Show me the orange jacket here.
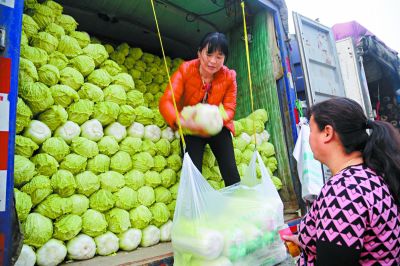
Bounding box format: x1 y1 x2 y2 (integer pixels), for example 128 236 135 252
159 59 237 135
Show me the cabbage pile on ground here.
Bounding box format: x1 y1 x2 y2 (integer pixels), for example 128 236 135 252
14 0 282 265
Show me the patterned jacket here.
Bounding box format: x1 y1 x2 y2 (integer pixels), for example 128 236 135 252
298 164 400 265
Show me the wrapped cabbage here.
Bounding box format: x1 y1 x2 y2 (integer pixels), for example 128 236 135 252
54 121 81 143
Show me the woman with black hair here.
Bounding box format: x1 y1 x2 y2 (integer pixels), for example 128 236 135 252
159 32 240 186
283 97 400 265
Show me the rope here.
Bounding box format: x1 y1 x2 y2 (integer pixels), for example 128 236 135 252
241 1 257 146
150 0 186 149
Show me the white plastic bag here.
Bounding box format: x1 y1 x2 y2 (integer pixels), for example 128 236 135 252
293 124 324 201
172 151 287 266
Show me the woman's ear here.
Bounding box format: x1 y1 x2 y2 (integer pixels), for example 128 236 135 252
322 125 334 143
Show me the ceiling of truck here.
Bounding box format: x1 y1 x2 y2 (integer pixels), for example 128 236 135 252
54 0 277 59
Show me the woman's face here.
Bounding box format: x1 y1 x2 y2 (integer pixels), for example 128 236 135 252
198 45 225 75
309 115 323 162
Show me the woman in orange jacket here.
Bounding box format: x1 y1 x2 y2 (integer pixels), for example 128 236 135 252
159 32 240 186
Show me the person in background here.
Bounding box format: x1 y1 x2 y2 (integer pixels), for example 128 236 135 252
283 97 400 265
159 32 240 187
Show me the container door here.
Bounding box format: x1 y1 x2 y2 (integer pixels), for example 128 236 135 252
0 0 24 265
293 12 345 105
336 38 374 119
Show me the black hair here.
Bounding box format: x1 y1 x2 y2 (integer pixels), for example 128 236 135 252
198 32 229 60
308 97 400 204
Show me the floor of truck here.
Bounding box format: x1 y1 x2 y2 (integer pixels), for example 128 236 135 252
62 241 297 266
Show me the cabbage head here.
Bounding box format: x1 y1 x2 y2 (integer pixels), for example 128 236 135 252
271 176 282 190
22 14 39 38
97 136 119 156
54 121 81 144
153 155 167 172
154 187 172 204
50 169 76 197
67 99 94 125
14 155 36 187
60 153 87 174
16 98 32 134
110 151 132 174
150 202 170 227
103 84 127 105
81 209 108 237
117 105 136 126
141 139 157 156
53 214 82 241
69 31 90 48
99 171 125 192
48 51 69 70
166 154 182 172
71 137 99 158
69 55 95 77
31 153 59 176
57 35 82 58
78 83 104 102
87 69 112 88
14 188 32 221
89 189 115 212
36 194 72 219
105 208 131 234
20 45 48 68
119 136 142 156
75 171 100 197
50 84 79 108
128 122 145 138
34 137 69 162
82 44 109 66
134 106 154 125
144 171 161 188
80 119 104 141
132 152 154 172
87 154 110 174
59 67 84 90
113 187 138 210
19 82 54 114
137 186 155 207
38 64 60 86
19 57 38 85
100 60 121 76
23 213 53 248
70 194 89 215
14 135 39 158
56 14 78 33
129 205 152 229
45 22 65 39
160 169 176 188
124 170 145 191
126 90 144 108
112 73 135 91
21 175 53 206
32 32 58 53
38 105 68 131
92 101 120 126
23 120 51 145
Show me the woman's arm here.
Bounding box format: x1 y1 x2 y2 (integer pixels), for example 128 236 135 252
222 69 237 124
159 64 185 129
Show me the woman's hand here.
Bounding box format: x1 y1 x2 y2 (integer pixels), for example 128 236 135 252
282 234 302 249
178 115 210 137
